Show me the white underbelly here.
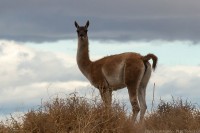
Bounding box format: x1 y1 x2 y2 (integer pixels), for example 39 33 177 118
102 61 126 90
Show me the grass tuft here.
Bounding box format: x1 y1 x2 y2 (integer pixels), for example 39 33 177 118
1 94 200 133
145 97 200 131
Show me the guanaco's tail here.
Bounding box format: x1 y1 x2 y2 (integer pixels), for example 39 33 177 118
142 53 158 71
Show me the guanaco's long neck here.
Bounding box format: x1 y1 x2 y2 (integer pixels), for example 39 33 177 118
76 38 92 78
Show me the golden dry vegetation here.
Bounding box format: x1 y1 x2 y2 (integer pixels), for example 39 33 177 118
1 93 200 133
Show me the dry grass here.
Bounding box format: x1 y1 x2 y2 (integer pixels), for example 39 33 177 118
0 94 200 133
145 97 200 131
0 93 138 133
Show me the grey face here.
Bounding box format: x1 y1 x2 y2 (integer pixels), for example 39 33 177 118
75 21 89 40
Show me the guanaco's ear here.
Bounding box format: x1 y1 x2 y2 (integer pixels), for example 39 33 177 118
85 20 89 28
74 21 79 28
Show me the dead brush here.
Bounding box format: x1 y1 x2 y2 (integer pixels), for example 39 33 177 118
1 93 200 132
145 97 200 131
16 93 138 133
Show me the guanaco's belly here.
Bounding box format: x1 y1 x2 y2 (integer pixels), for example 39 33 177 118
102 60 126 90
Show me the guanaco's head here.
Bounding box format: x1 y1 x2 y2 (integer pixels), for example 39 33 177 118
74 21 89 40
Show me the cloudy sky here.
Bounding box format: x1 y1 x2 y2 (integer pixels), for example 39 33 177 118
1 0 200 120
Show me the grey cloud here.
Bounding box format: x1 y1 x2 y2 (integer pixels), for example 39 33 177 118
15 52 86 87
0 42 85 88
1 0 200 42
154 75 200 106
0 41 88 115
143 65 200 107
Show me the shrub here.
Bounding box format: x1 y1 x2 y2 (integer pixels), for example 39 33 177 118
1 94 200 133
145 97 200 131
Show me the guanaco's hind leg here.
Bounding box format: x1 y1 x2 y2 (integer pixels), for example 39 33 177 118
125 59 145 122
127 85 140 122
138 62 151 122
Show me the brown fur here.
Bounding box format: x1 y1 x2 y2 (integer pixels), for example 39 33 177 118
142 54 158 70
74 21 158 122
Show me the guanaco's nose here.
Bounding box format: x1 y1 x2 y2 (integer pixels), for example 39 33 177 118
80 34 84 37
